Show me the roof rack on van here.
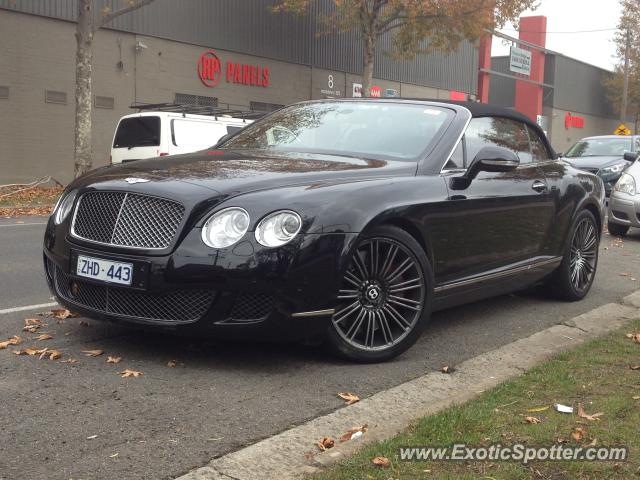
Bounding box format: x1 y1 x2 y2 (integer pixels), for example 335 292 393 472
129 102 267 120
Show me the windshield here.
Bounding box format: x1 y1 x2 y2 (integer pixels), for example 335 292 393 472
113 116 160 149
220 102 453 161
565 137 633 157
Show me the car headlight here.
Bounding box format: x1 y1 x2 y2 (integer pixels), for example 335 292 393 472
614 173 637 195
201 207 250 248
602 162 628 174
53 190 77 225
255 210 302 247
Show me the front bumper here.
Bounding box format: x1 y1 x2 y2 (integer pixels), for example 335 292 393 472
43 217 358 340
608 191 640 228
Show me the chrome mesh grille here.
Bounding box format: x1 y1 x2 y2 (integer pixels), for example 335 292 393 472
49 259 214 323
230 293 275 321
72 192 185 249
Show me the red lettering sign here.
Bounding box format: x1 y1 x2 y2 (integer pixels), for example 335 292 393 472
370 86 381 98
564 112 585 129
198 50 270 89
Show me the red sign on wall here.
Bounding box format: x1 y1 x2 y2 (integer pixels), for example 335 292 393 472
565 112 585 129
198 50 270 89
369 86 382 97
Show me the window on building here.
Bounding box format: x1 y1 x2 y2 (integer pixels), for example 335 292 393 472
45 90 67 105
171 119 226 148
0 86 8 100
250 101 284 113
174 93 218 108
526 125 551 162
95 95 115 109
465 117 531 164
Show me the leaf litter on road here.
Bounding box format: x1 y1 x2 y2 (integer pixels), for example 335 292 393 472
35 333 53 341
371 456 391 468
339 424 368 442
106 356 122 364
0 335 22 349
337 392 360 405
82 349 104 357
119 369 143 378
316 437 335 451
577 403 604 421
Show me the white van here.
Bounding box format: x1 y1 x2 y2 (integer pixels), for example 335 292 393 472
110 112 252 164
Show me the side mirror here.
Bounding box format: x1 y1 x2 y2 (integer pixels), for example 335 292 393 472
214 133 232 147
450 146 520 190
623 151 638 162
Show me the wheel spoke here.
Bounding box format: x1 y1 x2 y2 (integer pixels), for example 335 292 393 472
332 237 425 351
337 289 359 300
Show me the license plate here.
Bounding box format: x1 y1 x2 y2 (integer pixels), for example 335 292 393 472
76 255 133 286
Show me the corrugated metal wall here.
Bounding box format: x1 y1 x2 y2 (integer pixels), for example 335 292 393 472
0 0 477 93
488 56 515 107
551 56 615 118
487 52 616 118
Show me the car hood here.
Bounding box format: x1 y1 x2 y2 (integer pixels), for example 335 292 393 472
563 155 626 170
75 149 416 198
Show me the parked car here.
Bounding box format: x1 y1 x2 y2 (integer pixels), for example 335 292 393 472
44 99 604 362
562 135 638 196
608 158 640 236
110 111 252 164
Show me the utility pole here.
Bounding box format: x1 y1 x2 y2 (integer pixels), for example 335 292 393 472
621 29 631 122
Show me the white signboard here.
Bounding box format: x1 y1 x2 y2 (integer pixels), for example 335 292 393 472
352 83 363 98
510 46 532 76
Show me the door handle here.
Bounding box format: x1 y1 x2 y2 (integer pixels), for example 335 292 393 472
532 180 548 193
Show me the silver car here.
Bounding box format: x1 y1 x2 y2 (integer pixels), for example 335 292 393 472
608 159 640 236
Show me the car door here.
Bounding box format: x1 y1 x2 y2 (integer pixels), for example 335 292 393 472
438 116 555 284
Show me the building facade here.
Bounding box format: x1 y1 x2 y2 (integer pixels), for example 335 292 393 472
490 53 627 153
0 0 478 183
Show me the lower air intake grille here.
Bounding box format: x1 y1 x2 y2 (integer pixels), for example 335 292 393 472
50 259 214 323
230 293 275 321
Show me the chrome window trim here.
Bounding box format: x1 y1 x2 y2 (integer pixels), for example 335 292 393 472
439 107 472 174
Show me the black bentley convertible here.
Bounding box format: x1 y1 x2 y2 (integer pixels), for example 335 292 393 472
44 100 604 362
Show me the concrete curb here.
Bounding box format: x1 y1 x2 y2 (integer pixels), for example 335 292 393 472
178 291 640 480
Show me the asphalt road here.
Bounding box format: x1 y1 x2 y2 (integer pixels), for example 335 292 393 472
1 216 640 480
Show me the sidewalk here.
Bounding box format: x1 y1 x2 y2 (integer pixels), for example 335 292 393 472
180 291 640 480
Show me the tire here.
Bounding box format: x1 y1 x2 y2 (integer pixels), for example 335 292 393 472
607 220 629 237
326 225 433 363
546 210 600 301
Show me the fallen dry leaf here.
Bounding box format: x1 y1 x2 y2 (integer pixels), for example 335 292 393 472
106 356 122 364
82 349 104 357
50 309 78 319
633 396 640 400
572 427 587 442
619 272 631 277
167 359 177 368
339 424 368 442
626 332 640 343
316 437 335 451
372 456 391 468
46 350 62 360
35 333 53 341
586 438 598 447
24 318 44 327
630 365 640 370
577 403 604 421
119 369 143 378
0 335 22 349
23 325 42 333
441 365 456 374
13 348 39 356
337 392 360 405
524 416 541 424
61 358 78 365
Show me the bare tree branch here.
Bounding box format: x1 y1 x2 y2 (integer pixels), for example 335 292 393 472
98 0 156 30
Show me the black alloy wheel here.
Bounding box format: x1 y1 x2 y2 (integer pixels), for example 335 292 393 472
547 210 600 301
327 225 432 362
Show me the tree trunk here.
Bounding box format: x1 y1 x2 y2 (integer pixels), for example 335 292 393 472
362 34 376 97
74 0 94 178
